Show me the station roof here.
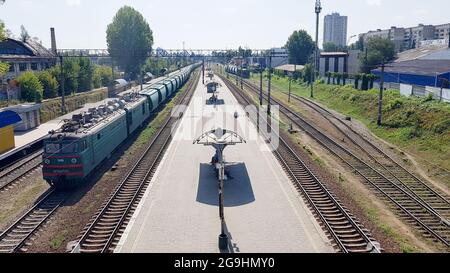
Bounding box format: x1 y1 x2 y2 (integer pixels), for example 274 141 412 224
0 110 22 129
372 59 450 77
320 52 349 57
0 38 55 59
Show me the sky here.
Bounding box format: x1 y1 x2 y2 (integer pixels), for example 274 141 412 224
0 0 449 50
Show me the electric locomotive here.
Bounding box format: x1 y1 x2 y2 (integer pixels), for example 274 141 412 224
43 63 199 188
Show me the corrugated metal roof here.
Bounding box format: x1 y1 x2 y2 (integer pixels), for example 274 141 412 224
372 59 450 76
395 44 449 62
0 110 22 128
0 38 55 58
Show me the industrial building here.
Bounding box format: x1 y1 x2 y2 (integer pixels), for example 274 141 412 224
372 59 450 88
0 28 57 100
372 44 450 87
318 50 361 77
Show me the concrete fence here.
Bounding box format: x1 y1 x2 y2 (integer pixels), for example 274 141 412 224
322 77 450 103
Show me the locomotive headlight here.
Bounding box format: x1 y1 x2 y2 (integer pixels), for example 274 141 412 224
44 159 51 164
71 158 78 164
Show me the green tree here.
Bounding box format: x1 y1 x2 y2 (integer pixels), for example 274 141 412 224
107 6 153 79
361 37 396 73
17 72 43 102
302 64 313 84
349 36 365 51
285 30 314 65
77 58 94 92
37 70 59 99
323 42 347 52
20 25 30 42
93 66 113 88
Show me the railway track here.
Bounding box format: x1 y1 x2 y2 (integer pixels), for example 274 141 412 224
72 71 200 253
220 74 381 253
274 87 450 220
236 77 450 249
0 150 43 192
0 189 66 253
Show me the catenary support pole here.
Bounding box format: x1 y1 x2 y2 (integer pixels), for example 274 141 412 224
59 56 65 115
377 60 385 126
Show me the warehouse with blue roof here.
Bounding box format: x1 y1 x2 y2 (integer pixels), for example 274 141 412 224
372 45 450 88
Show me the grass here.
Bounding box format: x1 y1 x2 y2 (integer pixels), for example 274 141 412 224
0 180 49 229
49 230 68 250
221 71 443 252
250 74 450 185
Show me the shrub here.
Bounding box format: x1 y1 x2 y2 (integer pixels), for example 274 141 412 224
37 70 59 99
422 93 434 103
387 98 404 110
17 71 43 102
432 118 450 134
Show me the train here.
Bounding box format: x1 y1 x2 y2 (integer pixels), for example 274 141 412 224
42 63 200 188
225 65 250 78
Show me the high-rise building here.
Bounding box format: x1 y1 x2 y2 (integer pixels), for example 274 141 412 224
323 12 348 48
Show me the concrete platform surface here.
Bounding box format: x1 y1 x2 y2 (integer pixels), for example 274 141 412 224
115 75 334 253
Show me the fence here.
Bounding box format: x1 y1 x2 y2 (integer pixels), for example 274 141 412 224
322 77 450 103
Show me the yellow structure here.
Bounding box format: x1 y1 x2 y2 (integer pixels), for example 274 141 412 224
0 110 22 154
0 125 15 154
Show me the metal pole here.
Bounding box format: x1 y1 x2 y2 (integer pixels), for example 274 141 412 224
59 56 65 115
202 59 205 84
240 64 243 89
377 60 385 126
140 71 143 91
259 68 263 106
218 147 228 250
111 57 115 81
289 75 292 103
268 55 272 116
312 0 322 99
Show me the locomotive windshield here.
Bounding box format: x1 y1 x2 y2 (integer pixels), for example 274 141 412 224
45 142 79 154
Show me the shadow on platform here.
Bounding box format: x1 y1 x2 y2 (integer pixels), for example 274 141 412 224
196 163 255 207
205 99 225 106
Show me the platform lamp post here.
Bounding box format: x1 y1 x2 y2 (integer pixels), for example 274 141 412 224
311 0 322 98
267 53 272 116
202 59 205 84
377 59 385 126
259 66 263 106
59 56 66 115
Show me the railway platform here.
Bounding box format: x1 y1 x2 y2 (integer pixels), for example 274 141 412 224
115 75 334 253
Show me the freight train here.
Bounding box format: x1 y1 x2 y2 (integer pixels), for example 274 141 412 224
42 63 200 188
225 65 250 78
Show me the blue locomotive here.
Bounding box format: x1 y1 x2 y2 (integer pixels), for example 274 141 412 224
42 63 199 188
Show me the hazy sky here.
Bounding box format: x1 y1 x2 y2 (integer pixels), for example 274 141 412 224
1 0 449 50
